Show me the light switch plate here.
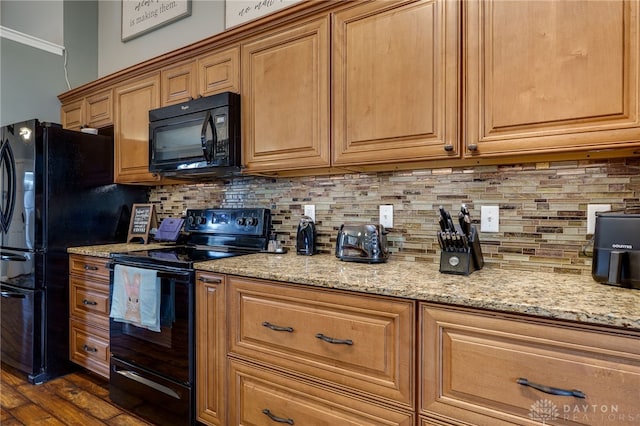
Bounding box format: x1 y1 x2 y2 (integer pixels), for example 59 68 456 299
304 205 315 222
379 205 393 228
481 206 499 232
587 204 610 234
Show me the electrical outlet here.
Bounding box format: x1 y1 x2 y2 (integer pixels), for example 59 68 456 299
481 206 499 232
587 204 610 234
379 205 393 228
304 205 315 222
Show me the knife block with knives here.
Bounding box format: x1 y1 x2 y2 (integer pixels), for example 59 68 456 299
437 205 485 276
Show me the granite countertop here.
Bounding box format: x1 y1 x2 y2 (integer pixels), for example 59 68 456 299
195 252 640 331
67 243 170 258
68 244 640 331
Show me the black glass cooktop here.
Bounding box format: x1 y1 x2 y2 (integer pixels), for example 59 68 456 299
111 245 256 269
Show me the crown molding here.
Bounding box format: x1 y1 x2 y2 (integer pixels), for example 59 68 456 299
0 26 64 56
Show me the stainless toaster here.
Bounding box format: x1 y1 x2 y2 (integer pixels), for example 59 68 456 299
335 224 389 263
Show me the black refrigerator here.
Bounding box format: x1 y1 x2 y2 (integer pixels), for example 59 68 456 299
0 120 147 384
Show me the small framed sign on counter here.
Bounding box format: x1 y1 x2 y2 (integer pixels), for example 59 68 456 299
127 204 158 244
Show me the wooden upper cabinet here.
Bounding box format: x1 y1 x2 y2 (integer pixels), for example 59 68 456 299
464 0 640 157
114 72 161 184
161 59 198 106
241 16 330 173
61 89 113 130
333 0 461 166
198 46 240 96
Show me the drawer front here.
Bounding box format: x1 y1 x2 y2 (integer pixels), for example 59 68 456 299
228 277 415 407
69 276 110 326
229 360 414 426
69 318 109 378
69 255 110 281
421 305 640 426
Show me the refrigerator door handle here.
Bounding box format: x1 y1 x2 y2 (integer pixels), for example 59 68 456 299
1 290 26 299
0 138 16 234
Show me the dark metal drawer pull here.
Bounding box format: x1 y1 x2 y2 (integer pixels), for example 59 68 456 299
517 377 586 398
82 299 98 306
262 321 294 333
315 333 353 345
82 344 97 353
198 276 222 284
83 264 99 271
262 408 294 424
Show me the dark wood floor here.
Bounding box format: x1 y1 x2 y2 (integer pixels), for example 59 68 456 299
0 362 152 425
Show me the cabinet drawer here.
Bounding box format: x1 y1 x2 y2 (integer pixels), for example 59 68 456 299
229 360 414 426
421 304 640 425
69 276 110 327
69 318 109 378
69 255 110 281
228 277 415 407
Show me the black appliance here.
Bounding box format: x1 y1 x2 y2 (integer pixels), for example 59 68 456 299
592 212 640 289
108 207 271 426
296 215 316 255
0 119 147 384
148 92 241 178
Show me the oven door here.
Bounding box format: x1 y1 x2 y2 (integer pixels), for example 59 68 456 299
109 262 194 383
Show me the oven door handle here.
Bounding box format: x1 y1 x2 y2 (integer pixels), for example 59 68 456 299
107 261 193 281
114 368 181 399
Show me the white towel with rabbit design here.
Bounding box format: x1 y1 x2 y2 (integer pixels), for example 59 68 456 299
110 264 161 332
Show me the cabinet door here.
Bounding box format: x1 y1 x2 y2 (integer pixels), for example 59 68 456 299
196 272 226 426
464 0 640 157
114 72 161 184
242 16 330 172
420 304 640 425
85 89 113 128
333 0 460 166
198 46 240 96
161 59 198 106
61 99 84 130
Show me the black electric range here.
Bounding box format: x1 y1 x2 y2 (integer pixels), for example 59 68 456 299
107 207 271 426
111 207 272 269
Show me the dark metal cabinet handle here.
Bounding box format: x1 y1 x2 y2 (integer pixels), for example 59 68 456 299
444 144 454 152
82 299 98 306
83 264 99 271
262 321 294 333
467 144 479 152
517 378 586 398
262 408 294 424
315 333 353 345
198 276 222 284
82 344 97 353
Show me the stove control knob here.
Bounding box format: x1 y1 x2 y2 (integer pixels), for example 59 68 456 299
187 215 195 225
198 216 207 225
236 217 246 226
246 217 258 226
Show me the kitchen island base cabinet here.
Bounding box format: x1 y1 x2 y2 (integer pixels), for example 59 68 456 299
229 359 414 426
195 272 227 426
420 304 640 426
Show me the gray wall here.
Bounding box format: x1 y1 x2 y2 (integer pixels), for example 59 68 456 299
97 0 225 77
0 0 98 127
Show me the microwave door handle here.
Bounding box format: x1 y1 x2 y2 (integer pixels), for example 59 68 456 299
200 111 216 163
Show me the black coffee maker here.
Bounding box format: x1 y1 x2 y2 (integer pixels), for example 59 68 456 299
296 216 316 255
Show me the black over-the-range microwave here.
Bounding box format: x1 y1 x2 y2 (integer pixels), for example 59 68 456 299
149 92 240 177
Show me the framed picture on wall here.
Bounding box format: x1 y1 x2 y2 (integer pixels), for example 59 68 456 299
225 0 304 29
122 0 192 42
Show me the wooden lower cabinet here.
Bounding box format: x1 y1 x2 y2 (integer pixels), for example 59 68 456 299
68 254 112 378
195 272 227 426
227 275 415 409
420 304 640 426
228 359 414 426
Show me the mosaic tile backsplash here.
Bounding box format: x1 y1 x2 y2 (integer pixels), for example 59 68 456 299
149 157 640 276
